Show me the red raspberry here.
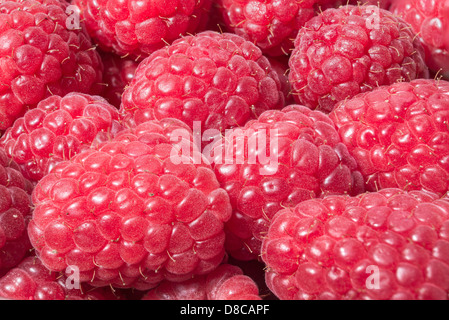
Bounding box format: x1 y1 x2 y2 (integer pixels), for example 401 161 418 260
0 147 33 276
73 0 213 60
0 92 124 183
209 105 365 261
261 188 449 300
288 4 429 113
0 0 104 131
141 263 261 300
330 0 393 9
227 256 277 299
391 0 449 79
27 119 233 290
99 51 139 108
216 0 317 57
0 256 125 299
120 31 284 136
215 1 393 58
329 79 449 196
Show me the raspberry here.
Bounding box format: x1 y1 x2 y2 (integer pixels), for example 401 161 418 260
331 0 393 9
329 79 449 196
288 4 429 113
228 256 276 299
0 255 125 299
261 188 449 300
27 118 233 290
141 263 261 300
99 50 139 108
215 1 393 58
391 0 449 79
73 0 213 60
209 104 365 261
0 147 33 276
216 0 317 57
0 92 124 183
120 31 284 136
0 0 104 131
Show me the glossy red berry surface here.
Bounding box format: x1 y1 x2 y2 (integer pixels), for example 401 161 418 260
120 31 284 135
0 92 124 182
210 104 365 261
0 0 104 131
0 255 125 299
216 0 317 57
330 79 449 196
391 0 449 78
27 118 232 290
142 263 261 300
73 0 213 59
215 0 394 58
0 148 33 276
288 4 429 113
262 188 449 300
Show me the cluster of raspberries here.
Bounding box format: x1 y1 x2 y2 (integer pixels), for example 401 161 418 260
0 0 448 302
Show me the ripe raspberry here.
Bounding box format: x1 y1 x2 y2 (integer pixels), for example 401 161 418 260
261 188 449 300
391 0 449 79
141 263 261 300
329 79 449 196
216 0 317 57
27 119 233 290
0 256 125 299
227 256 276 299
0 147 33 276
0 0 104 131
215 1 393 58
73 0 213 60
330 0 393 9
99 50 139 108
0 92 124 183
288 4 429 113
120 31 284 136
209 104 365 261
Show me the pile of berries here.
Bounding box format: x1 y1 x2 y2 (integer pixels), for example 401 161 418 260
0 0 448 301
